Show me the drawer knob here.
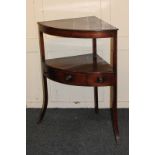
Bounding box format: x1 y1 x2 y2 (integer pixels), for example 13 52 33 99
65 75 73 81
96 77 104 83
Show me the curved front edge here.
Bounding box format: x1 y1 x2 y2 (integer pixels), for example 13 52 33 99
38 24 117 38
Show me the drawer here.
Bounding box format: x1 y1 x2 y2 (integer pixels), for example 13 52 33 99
87 74 116 86
45 68 115 86
45 70 88 86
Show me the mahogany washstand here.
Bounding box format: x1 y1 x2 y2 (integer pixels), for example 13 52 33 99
37 16 120 143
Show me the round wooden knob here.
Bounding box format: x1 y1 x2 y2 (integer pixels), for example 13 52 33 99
65 75 73 81
96 77 104 83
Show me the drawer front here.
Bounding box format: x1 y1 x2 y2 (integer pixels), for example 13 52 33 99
45 68 115 86
46 71 116 86
45 70 87 86
87 74 116 86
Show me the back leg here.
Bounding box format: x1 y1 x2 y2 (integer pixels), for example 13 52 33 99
94 87 99 113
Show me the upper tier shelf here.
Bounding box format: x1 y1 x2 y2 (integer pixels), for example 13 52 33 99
38 16 118 38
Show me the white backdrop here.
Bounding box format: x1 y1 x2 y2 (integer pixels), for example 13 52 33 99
26 0 129 108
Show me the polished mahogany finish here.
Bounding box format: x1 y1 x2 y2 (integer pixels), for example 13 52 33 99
44 54 115 87
38 16 119 143
45 54 113 73
38 16 118 38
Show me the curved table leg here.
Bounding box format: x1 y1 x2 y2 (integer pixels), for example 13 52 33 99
37 76 48 124
111 85 120 143
94 87 99 113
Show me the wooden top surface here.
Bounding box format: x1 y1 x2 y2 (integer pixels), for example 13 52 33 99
38 16 118 32
45 54 113 73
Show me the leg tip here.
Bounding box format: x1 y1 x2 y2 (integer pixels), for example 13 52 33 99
95 108 99 114
37 118 42 124
116 135 120 144
37 120 41 124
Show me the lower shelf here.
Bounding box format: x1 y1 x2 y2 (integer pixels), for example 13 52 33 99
44 53 116 86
